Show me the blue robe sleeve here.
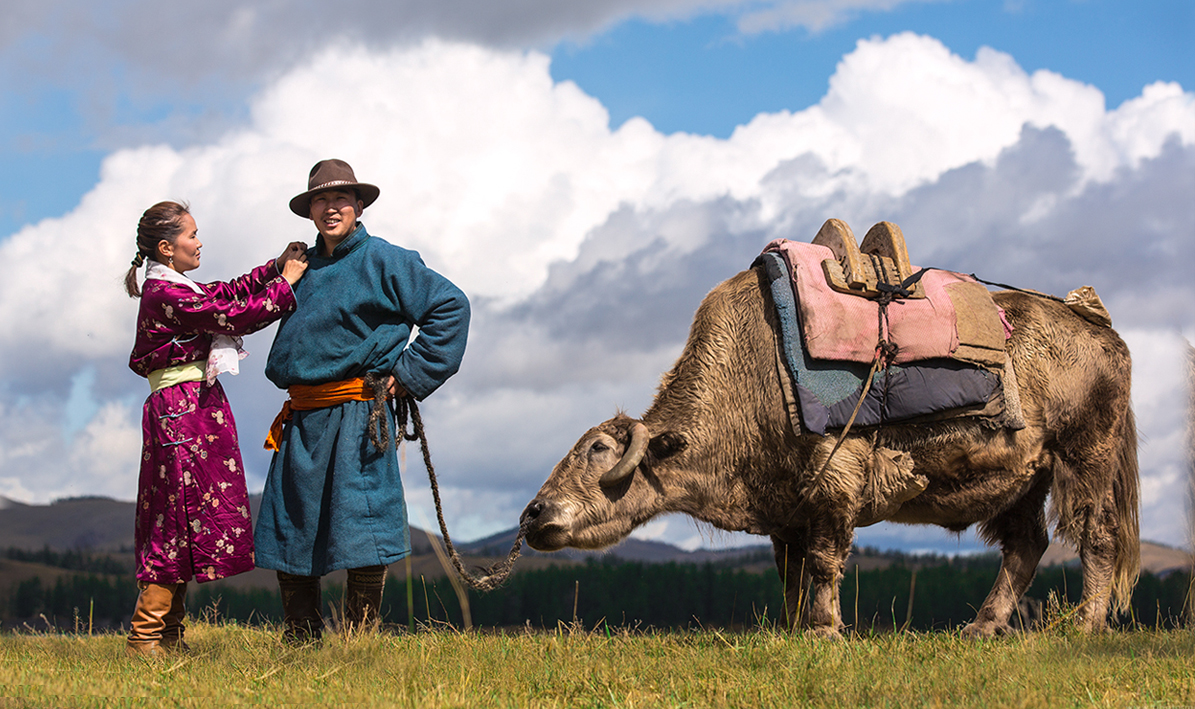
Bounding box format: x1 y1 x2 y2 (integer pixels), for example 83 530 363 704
385 251 470 400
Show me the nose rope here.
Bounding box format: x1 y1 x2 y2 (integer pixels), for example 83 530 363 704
395 396 524 592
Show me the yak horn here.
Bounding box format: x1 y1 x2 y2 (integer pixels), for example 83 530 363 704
600 422 649 487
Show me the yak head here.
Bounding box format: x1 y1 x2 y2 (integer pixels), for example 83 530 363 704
521 414 685 552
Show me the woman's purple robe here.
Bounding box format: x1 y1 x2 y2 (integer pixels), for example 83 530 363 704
129 261 296 584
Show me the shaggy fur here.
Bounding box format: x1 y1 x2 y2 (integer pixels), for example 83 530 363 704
522 267 1140 637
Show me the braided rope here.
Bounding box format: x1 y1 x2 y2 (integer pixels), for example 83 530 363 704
394 396 524 592
363 374 393 454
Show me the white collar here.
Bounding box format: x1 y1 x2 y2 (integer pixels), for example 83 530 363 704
144 260 245 384
145 261 203 295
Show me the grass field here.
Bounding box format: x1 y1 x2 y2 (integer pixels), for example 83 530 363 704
1 621 1192 708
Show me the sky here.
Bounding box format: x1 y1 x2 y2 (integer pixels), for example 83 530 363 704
0 0 1192 556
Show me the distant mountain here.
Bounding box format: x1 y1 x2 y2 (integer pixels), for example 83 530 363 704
0 496 134 552
465 525 1195 575
463 527 772 566
1039 538 1194 576
2 496 1190 575
0 495 769 566
0 494 438 556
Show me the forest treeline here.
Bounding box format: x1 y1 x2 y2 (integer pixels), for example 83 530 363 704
3 548 1190 633
3 547 127 575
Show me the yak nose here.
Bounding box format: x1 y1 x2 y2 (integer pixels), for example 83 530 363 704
521 499 545 524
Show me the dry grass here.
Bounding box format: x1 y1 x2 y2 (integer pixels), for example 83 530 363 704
0 620 1192 708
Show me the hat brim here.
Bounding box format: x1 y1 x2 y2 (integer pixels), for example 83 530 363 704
289 182 380 217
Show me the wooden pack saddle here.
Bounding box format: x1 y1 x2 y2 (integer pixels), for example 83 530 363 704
812 219 925 300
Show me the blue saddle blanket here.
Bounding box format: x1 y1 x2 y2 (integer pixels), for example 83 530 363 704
755 252 1002 435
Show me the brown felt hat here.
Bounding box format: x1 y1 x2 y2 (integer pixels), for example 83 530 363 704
288 159 380 217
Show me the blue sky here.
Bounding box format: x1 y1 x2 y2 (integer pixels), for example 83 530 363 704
0 0 1191 555
551 1 1192 137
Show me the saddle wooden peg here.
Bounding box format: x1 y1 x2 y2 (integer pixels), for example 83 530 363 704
810 218 926 300
860 221 924 299
811 218 876 293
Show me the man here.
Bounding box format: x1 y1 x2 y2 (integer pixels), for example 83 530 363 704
256 159 470 641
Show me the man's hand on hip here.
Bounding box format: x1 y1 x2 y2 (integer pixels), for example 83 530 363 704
386 376 408 400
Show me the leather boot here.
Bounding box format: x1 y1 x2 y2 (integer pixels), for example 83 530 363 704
126 582 175 657
345 565 387 631
161 582 190 652
277 571 324 644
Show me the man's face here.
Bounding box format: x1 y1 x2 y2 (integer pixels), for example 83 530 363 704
309 189 364 243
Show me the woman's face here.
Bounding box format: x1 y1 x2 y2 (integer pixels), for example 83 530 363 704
159 213 202 273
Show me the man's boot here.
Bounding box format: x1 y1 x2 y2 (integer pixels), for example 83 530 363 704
277 571 324 644
126 582 175 657
160 582 190 652
345 565 386 631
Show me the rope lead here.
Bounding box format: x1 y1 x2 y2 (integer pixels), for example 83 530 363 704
394 396 524 592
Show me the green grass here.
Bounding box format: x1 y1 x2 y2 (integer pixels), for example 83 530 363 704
0 623 1192 708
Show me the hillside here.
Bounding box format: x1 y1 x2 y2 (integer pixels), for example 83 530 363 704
0 496 133 552
464 524 1195 576
0 496 773 571
0 496 582 592
2 496 1191 579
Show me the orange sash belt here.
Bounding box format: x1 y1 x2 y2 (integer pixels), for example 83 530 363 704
264 378 375 451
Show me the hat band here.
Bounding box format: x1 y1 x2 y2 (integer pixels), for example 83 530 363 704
310 179 356 191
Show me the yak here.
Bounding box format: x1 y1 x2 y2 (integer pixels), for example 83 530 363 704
521 264 1139 637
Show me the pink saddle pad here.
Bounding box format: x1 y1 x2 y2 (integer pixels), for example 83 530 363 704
762 239 1010 365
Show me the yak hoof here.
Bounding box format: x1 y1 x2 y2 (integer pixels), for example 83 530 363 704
804 625 844 640
960 620 1013 639
1074 615 1111 634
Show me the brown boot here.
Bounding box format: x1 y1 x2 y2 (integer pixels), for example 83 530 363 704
345 565 386 631
277 571 324 644
126 582 175 657
161 582 190 653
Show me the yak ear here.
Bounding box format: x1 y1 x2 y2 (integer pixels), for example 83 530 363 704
647 430 686 461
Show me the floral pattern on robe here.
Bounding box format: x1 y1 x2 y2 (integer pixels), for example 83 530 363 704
129 261 295 583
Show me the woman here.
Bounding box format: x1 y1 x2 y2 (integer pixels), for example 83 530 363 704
122 201 307 656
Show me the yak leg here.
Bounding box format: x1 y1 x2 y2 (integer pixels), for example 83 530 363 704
772 521 851 638
1074 493 1120 632
771 532 812 631
963 473 1051 637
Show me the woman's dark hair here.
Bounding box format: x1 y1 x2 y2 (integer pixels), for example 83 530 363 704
124 201 191 298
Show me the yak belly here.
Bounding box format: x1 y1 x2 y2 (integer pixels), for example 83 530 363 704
880 432 1040 529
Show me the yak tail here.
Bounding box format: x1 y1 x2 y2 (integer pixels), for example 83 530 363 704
1108 406 1141 614
1050 404 1141 616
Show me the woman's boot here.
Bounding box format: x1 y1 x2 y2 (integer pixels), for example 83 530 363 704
126 582 175 657
345 565 386 631
160 582 190 652
277 571 324 644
